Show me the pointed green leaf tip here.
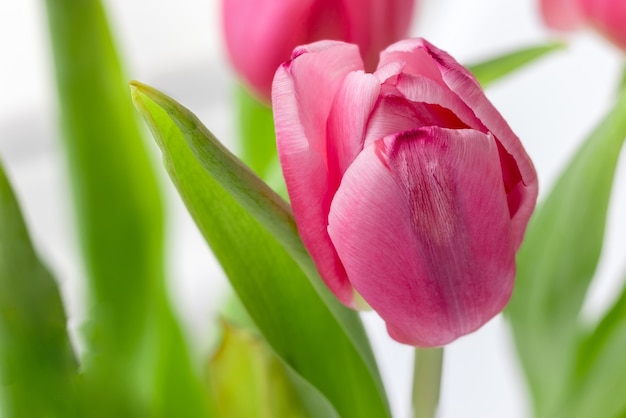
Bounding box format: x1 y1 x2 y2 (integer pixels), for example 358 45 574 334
129 80 390 418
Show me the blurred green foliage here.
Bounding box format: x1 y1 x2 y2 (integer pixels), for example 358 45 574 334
468 41 565 88
508 80 626 418
0 160 79 417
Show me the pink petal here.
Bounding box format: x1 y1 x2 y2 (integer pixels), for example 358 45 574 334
341 0 417 71
327 127 516 346
394 74 484 129
580 0 626 51
364 95 470 147
540 0 586 31
378 38 447 87
223 0 318 102
327 71 381 188
279 41 364 161
272 41 365 305
380 38 538 248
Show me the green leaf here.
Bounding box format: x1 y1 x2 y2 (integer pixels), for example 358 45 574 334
0 159 79 417
131 81 391 418
208 320 309 418
561 272 626 418
42 1 210 416
467 41 565 88
507 81 626 417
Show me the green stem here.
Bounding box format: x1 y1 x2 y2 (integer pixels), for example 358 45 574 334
412 347 444 418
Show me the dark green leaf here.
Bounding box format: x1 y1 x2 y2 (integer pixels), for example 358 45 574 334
468 41 565 88
131 82 390 418
0 159 79 417
42 1 210 416
507 80 626 417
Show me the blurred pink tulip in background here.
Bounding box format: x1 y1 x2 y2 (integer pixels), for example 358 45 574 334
222 0 416 102
272 38 538 347
541 0 626 51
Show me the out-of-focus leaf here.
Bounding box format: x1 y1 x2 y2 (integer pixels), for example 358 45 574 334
131 82 391 418
468 41 565 88
0 159 79 417
560 271 626 418
237 84 277 178
221 291 256 332
208 320 308 418
507 83 626 417
236 85 288 198
42 1 210 416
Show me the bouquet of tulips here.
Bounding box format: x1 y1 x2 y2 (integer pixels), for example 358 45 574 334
1 0 625 417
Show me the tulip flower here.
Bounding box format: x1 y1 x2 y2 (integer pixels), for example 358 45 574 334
273 39 538 347
540 0 626 51
222 0 416 102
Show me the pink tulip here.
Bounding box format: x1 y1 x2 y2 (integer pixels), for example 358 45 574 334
539 0 586 30
273 38 538 347
540 0 626 51
579 0 626 50
222 0 416 102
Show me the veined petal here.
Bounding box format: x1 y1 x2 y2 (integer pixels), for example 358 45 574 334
328 127 516 346
279 41 364 161
378 38 447 87
327 71 381 183
394 74 483 129
378 38 538 230
273 41 364 305
363 93 469 148
419 39 538 248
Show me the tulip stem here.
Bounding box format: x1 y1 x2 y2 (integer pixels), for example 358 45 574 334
412 347 444 418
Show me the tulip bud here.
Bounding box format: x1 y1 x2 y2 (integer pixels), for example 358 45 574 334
272 39 538 347
540 0 626 51
222 0 417 103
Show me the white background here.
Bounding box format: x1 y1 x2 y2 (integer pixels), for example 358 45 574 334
1 1 625 417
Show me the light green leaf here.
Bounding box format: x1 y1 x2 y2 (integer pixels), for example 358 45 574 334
560 271 626 418
0 159 79 417
131 81 391 418
468 41 565 88
208 320 309 418
507 83 626 417
236 84 277 179
42 1 210 416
